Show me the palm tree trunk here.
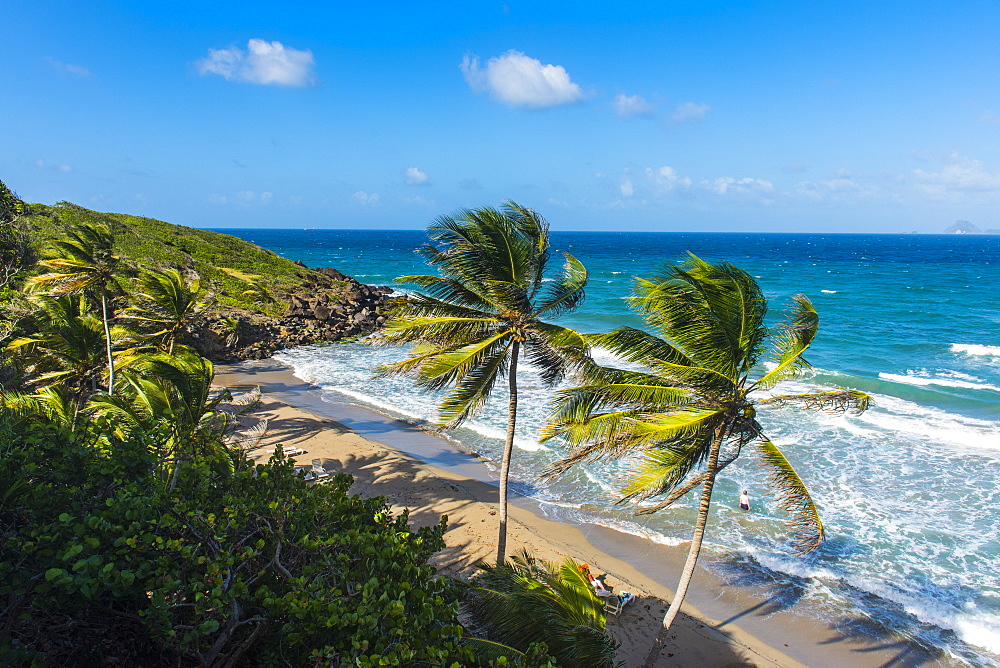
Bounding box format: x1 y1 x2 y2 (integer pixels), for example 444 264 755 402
100 289 115 393
643 425 725 668
496 339 520 564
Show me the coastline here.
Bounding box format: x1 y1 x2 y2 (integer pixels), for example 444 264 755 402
215 359 945 668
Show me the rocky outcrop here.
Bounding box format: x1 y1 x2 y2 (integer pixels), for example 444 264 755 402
188 268 396 362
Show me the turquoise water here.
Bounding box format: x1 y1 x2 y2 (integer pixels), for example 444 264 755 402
221 229 1000 665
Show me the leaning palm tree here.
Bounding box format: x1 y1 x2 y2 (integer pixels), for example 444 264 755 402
376 202 589 562
119 267 215 354
541 253 870 665
26 222 124 391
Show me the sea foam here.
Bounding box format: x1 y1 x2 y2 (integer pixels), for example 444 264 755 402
951 343 1000 357
879 371 1000 393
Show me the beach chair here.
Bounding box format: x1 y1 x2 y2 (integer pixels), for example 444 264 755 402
310 459 330 479
603 591 633 616
262 445 305 457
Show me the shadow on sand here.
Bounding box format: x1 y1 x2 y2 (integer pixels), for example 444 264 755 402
710 553 950 667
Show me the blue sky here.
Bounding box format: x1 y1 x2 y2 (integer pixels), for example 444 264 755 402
3 1 1000 232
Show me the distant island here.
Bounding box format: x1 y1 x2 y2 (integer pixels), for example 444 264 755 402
943 220 1000 234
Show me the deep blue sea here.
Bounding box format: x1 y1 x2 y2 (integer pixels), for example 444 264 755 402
219 229 1000 665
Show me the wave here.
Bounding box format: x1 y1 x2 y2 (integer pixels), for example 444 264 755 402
952 343 1000 357
879 372 1000 393
821 289 838 294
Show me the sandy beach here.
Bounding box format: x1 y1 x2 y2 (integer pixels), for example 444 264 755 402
215 360 945 668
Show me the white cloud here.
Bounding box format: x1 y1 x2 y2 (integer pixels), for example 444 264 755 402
913 157 1000 200
794 171 890 203
645 166 693 193
460 50 584 109
196 39 316 87
638 166 777 203
404 196 435 207
669 102 711 124
619 177 634 197
702 176 774 197
404 167 429 185
32 160 72 173
45 57 91 78
351 191 380 205
979 110 1000 126
234 190 272 205
614 93 654 119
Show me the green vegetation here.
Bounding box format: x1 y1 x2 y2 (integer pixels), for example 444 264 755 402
0 181 35 290
376 202 589 563
466 550 619 668
119 267 215 354
541 253 871 664
27 222 125 391
23 201 345 313
1 184 578 666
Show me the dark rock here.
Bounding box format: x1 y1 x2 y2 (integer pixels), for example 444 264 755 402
186 266 393 363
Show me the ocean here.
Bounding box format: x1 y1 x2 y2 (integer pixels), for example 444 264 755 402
218 229 1000 666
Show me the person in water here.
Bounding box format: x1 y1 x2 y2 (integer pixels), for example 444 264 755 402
739 489 751 511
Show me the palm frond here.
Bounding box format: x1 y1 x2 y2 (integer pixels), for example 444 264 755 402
459 638 528 662
521 324 588 386
438 341 512 427
754 294 819 390
465 549 617 668
375 311 502 347
756 389 871 414
533 252 588 318
756 440 824 554
416 330 513 381
619 445 712 505
393 274 496 311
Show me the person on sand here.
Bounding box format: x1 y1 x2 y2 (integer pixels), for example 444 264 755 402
579 562 592 581
591 575 614 597
739 489 751 511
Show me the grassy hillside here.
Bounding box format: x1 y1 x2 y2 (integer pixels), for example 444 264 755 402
24 202 347 313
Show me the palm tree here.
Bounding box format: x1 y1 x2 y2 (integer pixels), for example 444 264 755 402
376 202 589 562
240 277 276 306
89 350 238 484
26 223 124 391
7 295 113 408
541 254 870 665
120 267 215 354
465 549 618 668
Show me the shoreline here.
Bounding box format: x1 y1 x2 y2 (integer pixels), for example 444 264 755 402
215 359 945 667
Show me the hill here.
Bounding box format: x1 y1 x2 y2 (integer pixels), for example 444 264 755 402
25 202 340 312
17 201 391 360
